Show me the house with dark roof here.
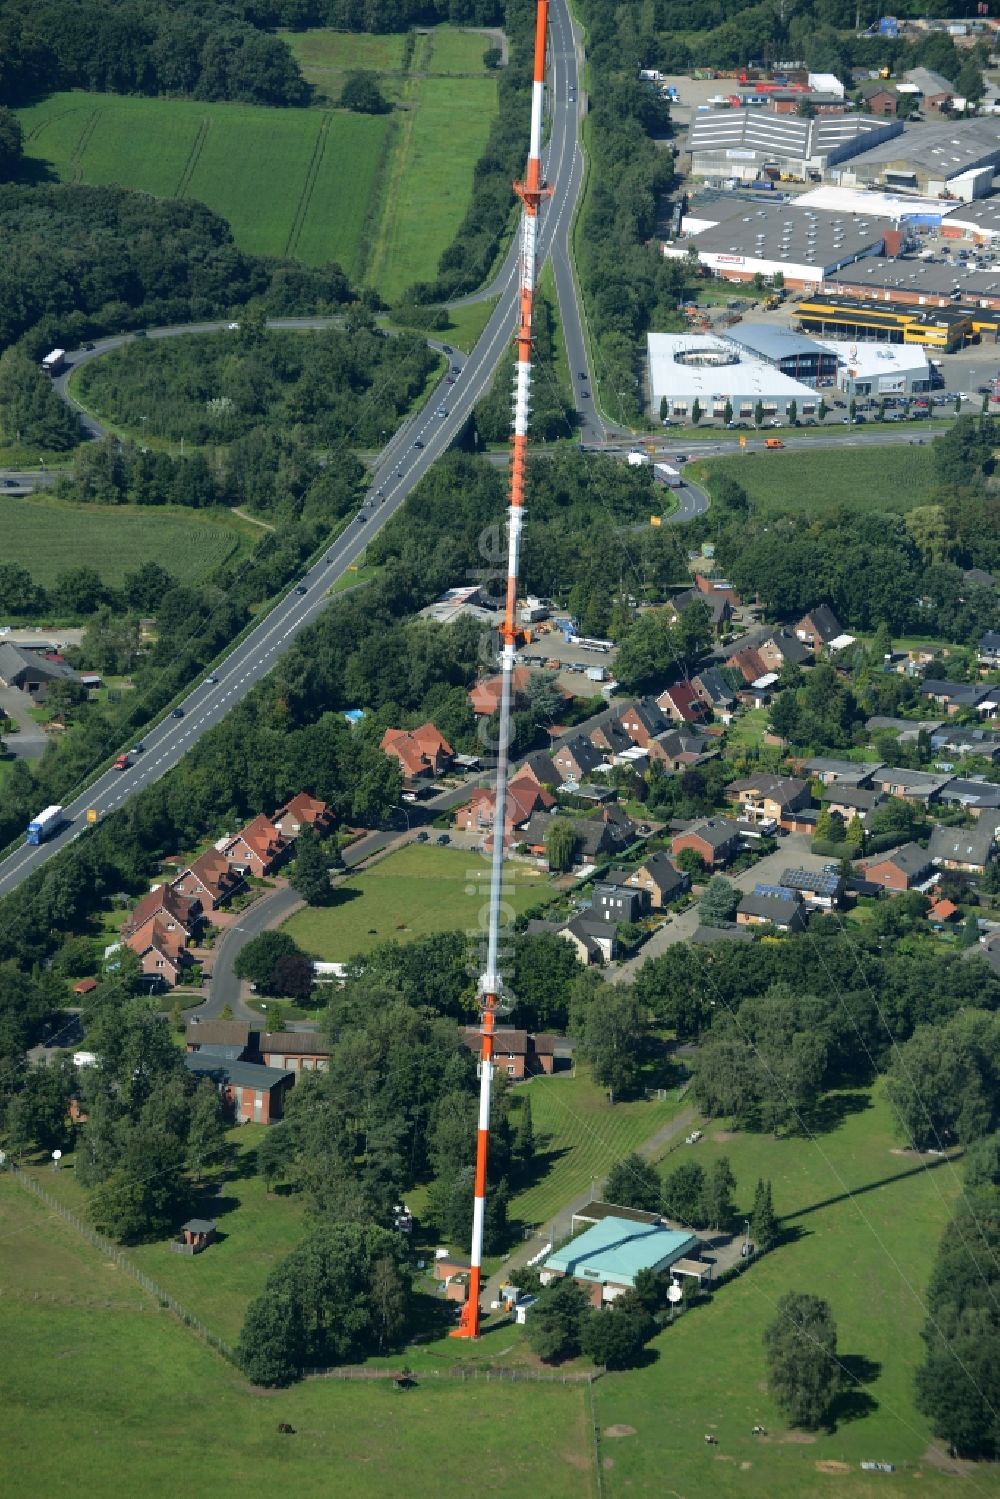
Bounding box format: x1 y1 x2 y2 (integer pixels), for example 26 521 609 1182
381 722 455 778
920 679 999 718
694 573 740 608
184 1052 293 1123
186 1020 253 1052
0 642 80 696
863 842 935 892
757 630 813 670
901 66 954 110
978 631 1000 670
617 698 671 747
671 816 742 868
552 734 605 783
871 767 953 805
936 779 1000 817
692 666 737 712
518 810 557 855
591 878 647 925
736 887 807 932
656 682 709 725
558 915 617 965
928 822 997 876
518 750 564 789
931 725 1000 763
803 757 880 788
727 772 810 826
795 605 843 651
647 727 712 772
589 719 634 757
624 851 689 908
258 1031 332 1072
668 588 731 635
823 785 885 822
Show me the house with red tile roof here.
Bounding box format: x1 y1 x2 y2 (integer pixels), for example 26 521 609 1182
221 814 291 878
171 848 243 909
271 792 335 840
122 884 201 942
656 682 709 725
125 916 192 988
468 667 538 716
381 722 455 777
453 773 555 840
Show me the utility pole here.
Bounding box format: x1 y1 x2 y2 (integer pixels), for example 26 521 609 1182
450 0 552 1342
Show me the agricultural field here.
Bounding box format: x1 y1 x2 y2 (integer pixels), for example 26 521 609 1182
1 494 248 589
18 25 499 294
0 1176 594 1499
284 842 555 961
595 1087 1000 1499
697 444 936 517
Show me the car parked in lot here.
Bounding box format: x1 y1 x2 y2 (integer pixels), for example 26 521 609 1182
415 830 428 842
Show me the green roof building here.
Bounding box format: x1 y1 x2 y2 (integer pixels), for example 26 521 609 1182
542 1216 699 1305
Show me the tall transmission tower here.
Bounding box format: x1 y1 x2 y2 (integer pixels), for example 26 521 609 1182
450 0 551 1342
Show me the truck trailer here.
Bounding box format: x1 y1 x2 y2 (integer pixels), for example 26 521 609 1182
26 805 65 844
654 462 683 488
41 349 66 376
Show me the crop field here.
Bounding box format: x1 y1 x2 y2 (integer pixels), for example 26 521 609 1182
284 842 554 961
1 495 246 589
698 443 936 517
594 1087 1000 1499
0 1176 594 1499
16 93 393 275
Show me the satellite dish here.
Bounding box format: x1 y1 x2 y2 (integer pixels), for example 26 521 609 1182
667 1282 683 1304
51 1149 62 1161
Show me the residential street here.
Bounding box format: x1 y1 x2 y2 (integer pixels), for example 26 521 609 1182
608 831 830 982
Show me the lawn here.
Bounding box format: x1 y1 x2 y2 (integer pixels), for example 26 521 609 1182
594 1086 1000 1499
365 76 497 302
284 842 554 961
509 1066 690 1229
697 444 937 517
1 494 247 589
0 1176 595 1499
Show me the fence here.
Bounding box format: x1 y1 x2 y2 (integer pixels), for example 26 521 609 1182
9 1165 236 1366
311 1362 603 1385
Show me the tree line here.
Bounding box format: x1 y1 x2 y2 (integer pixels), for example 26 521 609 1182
0 0 308 107
0 184 354 356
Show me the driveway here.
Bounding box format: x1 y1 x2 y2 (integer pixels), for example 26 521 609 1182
609 832 829 982
0 686 47 760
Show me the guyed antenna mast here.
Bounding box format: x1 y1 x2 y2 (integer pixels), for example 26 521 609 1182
450 0 551 1340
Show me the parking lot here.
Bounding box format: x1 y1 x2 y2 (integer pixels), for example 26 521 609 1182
520 627 617 693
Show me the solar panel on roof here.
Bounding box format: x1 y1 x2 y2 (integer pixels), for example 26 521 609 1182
753 883 798 902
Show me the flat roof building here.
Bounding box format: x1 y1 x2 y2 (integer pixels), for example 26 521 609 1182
687 108 900 184
542 1216 699 1306
834 117 1000 196
817 337 931 394
647 332 819 420
725 323 839 382
664 199 885 289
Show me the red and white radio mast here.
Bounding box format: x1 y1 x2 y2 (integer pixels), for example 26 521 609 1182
451 0 551 1341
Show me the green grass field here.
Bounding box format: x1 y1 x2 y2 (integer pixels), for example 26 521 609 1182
284 843 554 960
0 1176 595 1499
17 93 394 275
1 494 247 589
595 1087 1000 1499
510 1067 689 1228
697 444 937 517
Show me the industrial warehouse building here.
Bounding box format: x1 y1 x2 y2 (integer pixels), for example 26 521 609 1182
647 332 819 420
663 199 886 290
796 297 974 350
726 323 840 382
541 1214 701 1306
686 108 900 185
825 255 1000 312
833 116 1000 198
820 339 931 395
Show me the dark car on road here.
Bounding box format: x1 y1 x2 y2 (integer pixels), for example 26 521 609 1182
295 584 308 594
172 707 184 718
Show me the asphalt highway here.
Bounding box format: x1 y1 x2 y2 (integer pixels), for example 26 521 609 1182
0 0 587 900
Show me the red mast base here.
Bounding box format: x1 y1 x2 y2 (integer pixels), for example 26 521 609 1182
449 1266 483 1339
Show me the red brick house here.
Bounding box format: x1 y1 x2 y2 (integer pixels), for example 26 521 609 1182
624 851 689 908
461 1027 557 1079
656 683 709 725
671 816 742 869
518 751 564 790
380 722 455 778
617 698 671 747
184 1053 293 1124
862 842 934 892
271 792 335 840
794 605 843 651
221 814 291 878
453 773 555 839
552 734 605 783
727 646 769 684
171 848 243 910
125 915 193 988
259 1031 331 1073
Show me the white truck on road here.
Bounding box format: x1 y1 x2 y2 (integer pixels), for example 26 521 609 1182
26 805 65 844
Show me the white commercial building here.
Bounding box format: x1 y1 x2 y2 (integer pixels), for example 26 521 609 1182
687 108 900 184
817 339 932 395
647 332 819 421
664 198 885 290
